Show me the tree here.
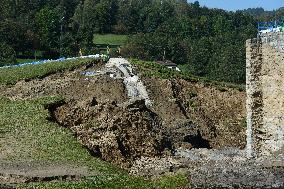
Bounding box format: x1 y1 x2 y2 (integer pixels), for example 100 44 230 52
0 43 16 66
71 0 97 54
35 6 61 57
0 20 27 53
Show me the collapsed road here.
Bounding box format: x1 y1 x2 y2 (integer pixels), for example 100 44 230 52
105 58 152 106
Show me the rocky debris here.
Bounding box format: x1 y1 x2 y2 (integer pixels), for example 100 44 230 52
130 156 185 178
52 99 172 168
0 61 246 152
130 149 284 189
0 58 255 187
188 158 284 189
169 121 211 149
105 58 152 106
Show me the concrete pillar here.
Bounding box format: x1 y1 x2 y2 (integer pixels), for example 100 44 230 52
246 32 284 158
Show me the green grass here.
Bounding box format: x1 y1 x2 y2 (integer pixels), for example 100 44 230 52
0 96 188 188
0 96 106 166
93 34 128 45
0 58 101 85
19 174 188 189
130 59 245 92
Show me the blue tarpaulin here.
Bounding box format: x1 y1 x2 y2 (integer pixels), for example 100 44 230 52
0 54 107 69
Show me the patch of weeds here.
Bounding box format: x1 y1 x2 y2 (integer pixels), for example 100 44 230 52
188 100 198 110
186 90 198 111
215 85 228 92
188 91 198 99
240 117 247 128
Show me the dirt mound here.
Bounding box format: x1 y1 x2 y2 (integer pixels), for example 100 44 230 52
52 99 172 168
142 77 246 149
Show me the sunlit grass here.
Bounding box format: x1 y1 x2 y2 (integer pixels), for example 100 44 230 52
0 58 99 85
93 34 128 45
130 59 245 91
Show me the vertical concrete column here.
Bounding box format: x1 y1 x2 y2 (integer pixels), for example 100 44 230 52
247 33 284 158
246 38 263 158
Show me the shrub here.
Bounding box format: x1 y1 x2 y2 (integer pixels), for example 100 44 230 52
0 43 17 66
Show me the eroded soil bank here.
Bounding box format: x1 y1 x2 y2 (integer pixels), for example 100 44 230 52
2 60 282 188
0 62 246 165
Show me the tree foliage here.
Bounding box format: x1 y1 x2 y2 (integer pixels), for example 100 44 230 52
1 0 280 83
0 43 16 66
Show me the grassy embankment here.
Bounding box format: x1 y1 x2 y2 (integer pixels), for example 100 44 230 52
0 58 188 189
130 59 245 91
0 58 98 85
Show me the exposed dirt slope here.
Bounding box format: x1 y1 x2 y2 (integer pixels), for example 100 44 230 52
0 60 246 168
142 77 246 149
53 99 171 168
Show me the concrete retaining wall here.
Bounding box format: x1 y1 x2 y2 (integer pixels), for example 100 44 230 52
260 32 284 52
246 33 284 157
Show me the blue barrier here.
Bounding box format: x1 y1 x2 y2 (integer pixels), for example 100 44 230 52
258 20 284 33
0 54 108 69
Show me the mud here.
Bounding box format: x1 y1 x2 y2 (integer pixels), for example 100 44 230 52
130 150 284 188
0 63 128 103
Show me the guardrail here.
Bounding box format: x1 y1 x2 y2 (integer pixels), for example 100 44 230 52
0 54 109 69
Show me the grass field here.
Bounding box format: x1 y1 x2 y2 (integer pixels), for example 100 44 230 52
93 34 128 45
20 174 188 189
0 58 98 85
0 96 188 189
130 59 245 91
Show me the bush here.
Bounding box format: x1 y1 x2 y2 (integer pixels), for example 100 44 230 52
0 43 17 66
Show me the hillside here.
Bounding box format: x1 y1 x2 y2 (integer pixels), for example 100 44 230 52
0 57 248 188
0 0 258 84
